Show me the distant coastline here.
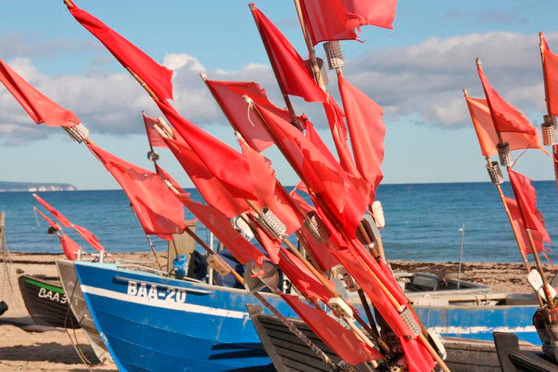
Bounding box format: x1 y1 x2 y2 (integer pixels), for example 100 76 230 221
0 181 76 192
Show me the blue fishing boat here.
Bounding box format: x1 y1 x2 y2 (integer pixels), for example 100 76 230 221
73 260 296 371
72 260 542 371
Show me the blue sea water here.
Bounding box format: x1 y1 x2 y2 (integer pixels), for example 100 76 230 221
1 181 558 263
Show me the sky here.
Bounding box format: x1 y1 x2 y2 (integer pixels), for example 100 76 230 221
0 0 557 190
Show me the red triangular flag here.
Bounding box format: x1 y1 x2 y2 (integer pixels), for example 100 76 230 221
66 1 173 101
251 4 327 103
281 294 383 366
338 75 385 199
143 113 170 149
162 135 250 218
504 196 550 255
477 62 536 136
73 224 105 252
88 143 186 240
541 34 558 116
507 169 549 236
465 96 547 157
0 59 80 127
157 100 258 201
59 234 81 261
300 0 398 45
205 79 299 152
33 194 72 228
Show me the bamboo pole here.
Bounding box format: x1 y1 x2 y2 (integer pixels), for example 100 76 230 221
538 32 558 192
245 96 449 371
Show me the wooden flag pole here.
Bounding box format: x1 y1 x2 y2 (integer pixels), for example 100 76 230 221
292 0 326 90
526 228 555 307
246 96 449 371
538 32 558 192
249 3 303 130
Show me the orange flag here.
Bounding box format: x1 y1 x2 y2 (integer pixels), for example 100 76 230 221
541 34 558 116
465 96 546 157
205 79 300 152
507 169 549 236
281 294 383 366
33 194 72 228
338 74 385 200
0 59 80 128
88 143 186 240
477 62 536 136
66 1 173 101
250 4 327 103
504 196 550 255
300 0 398 45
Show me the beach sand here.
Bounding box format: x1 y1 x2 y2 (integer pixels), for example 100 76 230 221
0 252 555 370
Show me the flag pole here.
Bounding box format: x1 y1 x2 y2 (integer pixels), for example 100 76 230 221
249 3 303 130
538 32 558 192
245 96 449 371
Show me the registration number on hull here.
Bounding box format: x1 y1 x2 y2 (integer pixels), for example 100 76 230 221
126 280 187 303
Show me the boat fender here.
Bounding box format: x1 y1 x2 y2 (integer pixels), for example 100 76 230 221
173 254 188 279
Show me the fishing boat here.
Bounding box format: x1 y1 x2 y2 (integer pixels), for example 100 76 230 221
17 272 79 328
71 260 296 371
56 259 112 364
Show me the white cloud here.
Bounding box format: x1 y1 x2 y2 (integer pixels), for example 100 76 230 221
1 31 555 146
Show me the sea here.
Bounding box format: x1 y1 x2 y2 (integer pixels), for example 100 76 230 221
1 181 558 263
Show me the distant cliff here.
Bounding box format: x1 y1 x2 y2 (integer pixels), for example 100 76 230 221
0 181 77 192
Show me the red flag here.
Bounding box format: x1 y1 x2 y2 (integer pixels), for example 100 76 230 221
254 222 282 264
281 294 382 366
278 249 333 303
541 34 558 116
504 196 550 255
239 139 304 234
157 101 258 201
338 74 385 198
205 79 299 152
251 4 327 103
66 1 173 101
0 59 79 127
300 0 397 45
176 194 266 266
33 194 72 228
73 224 105 252
87 143 186 240
162 135 250 218
251 100 366 235
507 169 550 236
465 96 546 157
143 113 171 149
59 234 81 261
477 62 536 136
34 207 61 231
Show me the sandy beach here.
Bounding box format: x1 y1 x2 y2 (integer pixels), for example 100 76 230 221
0 252 555 370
